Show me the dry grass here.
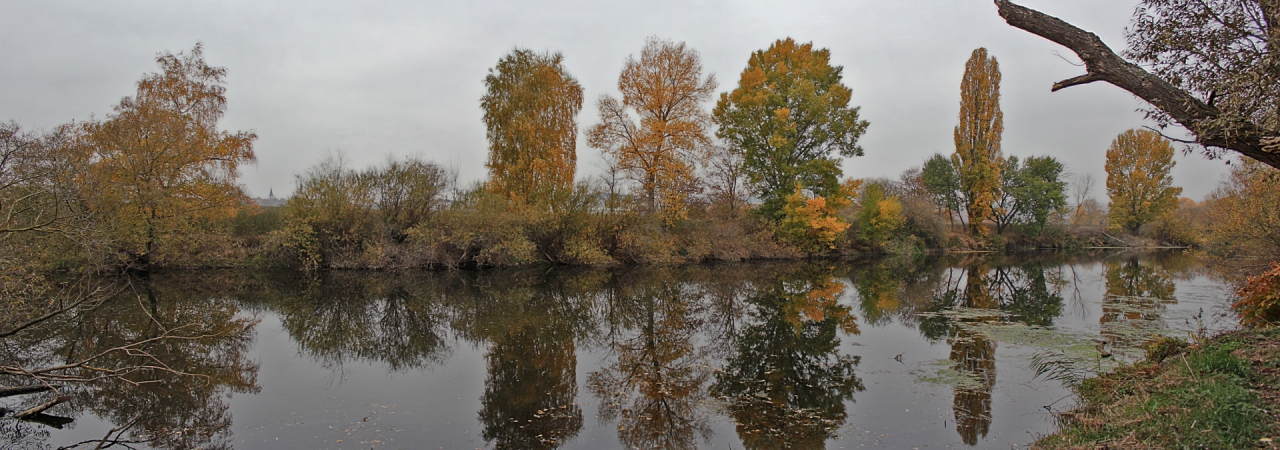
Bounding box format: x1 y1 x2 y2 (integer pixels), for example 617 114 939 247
1034 327 1280 450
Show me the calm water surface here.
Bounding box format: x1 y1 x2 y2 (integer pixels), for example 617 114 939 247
3 250 1240 449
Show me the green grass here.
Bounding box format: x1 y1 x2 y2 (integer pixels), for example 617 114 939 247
1035 327 1280 450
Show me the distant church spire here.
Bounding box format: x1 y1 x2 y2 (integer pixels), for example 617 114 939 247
269 188 274 199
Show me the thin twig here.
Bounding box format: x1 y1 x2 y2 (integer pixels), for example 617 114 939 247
1181 353 1198 381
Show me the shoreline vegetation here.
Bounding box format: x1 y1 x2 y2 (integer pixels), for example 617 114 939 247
212 199 1199 273
1034 327 1280 449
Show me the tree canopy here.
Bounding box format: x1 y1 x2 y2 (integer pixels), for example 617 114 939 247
82 43 256 268
1105 129 1182 232
922 153 964 226
713 38 868 218
587 37 716 221
481 49 583 204
991 155 1068 233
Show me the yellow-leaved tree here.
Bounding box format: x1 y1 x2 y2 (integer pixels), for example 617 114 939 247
1105 129 1181 232
953 48 1004 236
82 44 256 269
778 180 858 253
857 182 905 247
587 37 716 222
481 48 583 204
1208 159 1280 258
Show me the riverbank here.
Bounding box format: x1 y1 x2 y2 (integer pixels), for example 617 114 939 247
154 204 1184 272
1034 326 1280 449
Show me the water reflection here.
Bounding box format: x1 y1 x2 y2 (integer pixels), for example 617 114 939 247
710 265 864 449
5 250 1228 449
271 273 452 372
587 268 713 449
909 259 1070 445
949 326 997 445
1101 257 1178 349
469 271 595 449
1 274 260 449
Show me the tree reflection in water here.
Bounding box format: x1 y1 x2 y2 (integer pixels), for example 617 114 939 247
710 264 864 450
949 328 996 446
468 271 597 450
913 259 1066 446
2 251 1212 449
587 268 714 450
948 266 999 446
1 273 260 449
271 272 453 373
1101 256 1178 349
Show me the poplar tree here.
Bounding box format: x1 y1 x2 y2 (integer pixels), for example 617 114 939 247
481 49 583 204
953 48 1004 236
1105 129 1182 232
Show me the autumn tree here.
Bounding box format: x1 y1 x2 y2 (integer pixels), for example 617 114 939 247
0 122 88 242
1070 174 1100 227
587 37 716 221
953 48 1004 236
481 49 584 204
1105 129 1182 232
82 43 256 268
1207 159 1280 259
994 1 1280 169
0 122 104 338
703 142 747 216
857 182 905 247
713 38 869 218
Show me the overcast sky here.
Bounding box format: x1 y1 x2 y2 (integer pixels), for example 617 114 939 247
0 0 1234 201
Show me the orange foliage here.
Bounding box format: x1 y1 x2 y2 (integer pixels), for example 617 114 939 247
1235 262 1280 327
778 182 852 253
1105 129 1181 232
481 49 583 204
587 37 716 222
783 272 860 335
82 44 256 267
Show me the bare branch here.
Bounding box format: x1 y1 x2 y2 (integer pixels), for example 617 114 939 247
13 395 71 419
0 385 56 398
0 284 113 338
1141 126 1200 144
1051 74 1104 91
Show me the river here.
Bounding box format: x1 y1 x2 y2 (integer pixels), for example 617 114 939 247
1 250 1241 449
